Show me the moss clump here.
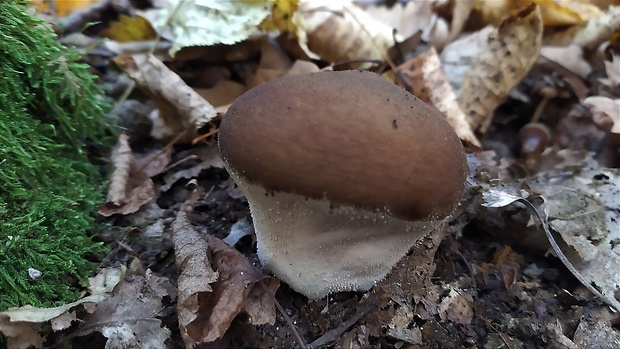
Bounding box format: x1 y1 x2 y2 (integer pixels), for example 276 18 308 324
0 1 112 310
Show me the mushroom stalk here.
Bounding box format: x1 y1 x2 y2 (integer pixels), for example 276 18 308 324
236 177 441 299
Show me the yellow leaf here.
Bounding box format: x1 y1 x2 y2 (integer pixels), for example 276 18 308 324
260 0 299 32
101 15 157 42
530 0 601 26
31 0 102 17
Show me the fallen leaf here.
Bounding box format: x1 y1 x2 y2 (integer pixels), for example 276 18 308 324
172 186 219 348
114 54 218 143
50 311 76 332
584 96 620 134
387 305 422 345
599 55 620 88
101 15 157 42
172 185 279 347
31 0 101 17
88 266 127 296
438 289 474 326
573 317 620 348
295 0 400 67
99 133 156 216
105 133 133 207
365 1 437 41
259 0 299 32
395 47 481 147
161 145 225 192
459 3 543 134
0 295 107 349
544 5 620 50
79 271 176 348
139 0 272 55
540 45 592 78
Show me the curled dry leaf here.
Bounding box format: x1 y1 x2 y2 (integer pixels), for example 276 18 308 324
448 0 474 43
364 1 437 42
161 145 225 192
295 0 399 67
599 55 620 89
0 294 106 349
540 45 592 79
172 184 279 347
480 152 620 311
459 3 543 134
105 133 133 207
99 133 157 217
172 185 219 348
387 305 422 345
552 6 620 50
437 289 474 326
114 54 218 142
79 271 176 348
394 47 481 148
440 25 495 91
584 96 620 134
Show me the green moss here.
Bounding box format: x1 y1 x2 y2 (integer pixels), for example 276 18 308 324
0 1 112 311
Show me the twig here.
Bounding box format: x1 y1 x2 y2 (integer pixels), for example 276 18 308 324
306 298 379 349
258 280 308 349
518 198 620 312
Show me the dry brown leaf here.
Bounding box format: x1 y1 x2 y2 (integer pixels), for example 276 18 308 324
448 0 474 43
133 145 174 178
172 184 279 347
88 266 127 296
172 186 219 348
394 47 481 147
481 154 620 311
459 3 543 134
540 45 592 78
584 96 620 134
79 272 176 348
533 0 589 26
105 133 133 207
0 295 107 349
573 317 620 348
99 134 157 217
161 145 224 192
0 319 43 349
544 5 620 49
440 25 495 90
114 54 218 142
246 39 294 89
438 289 474 326
364 1 436 41
195 80 247 108
283 60 322 76
50 311 76 332
180 233 280 345
387 305 422 345
600 54 620 88
471 0 515 26
295 0 399 67
204 235 280 328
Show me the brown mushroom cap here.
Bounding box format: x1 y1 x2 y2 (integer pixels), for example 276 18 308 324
219 70 467 221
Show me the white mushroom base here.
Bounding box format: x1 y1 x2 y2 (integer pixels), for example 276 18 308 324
238 180 442 299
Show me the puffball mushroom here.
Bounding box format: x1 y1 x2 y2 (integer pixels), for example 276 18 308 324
218 70 467 299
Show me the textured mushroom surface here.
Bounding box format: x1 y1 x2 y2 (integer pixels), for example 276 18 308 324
218 70 467 298
219 70 467 221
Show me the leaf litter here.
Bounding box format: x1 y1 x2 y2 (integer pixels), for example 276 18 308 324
3 1 620 348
